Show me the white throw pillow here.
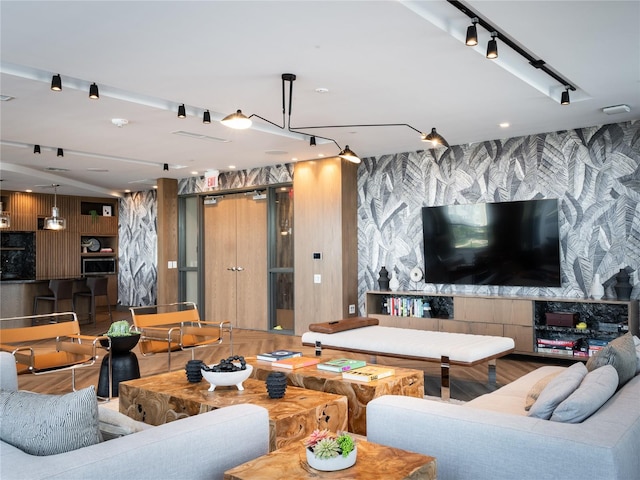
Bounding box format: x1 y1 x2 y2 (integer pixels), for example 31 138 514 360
551 365 618 423
0 386 102 455
528 362 587 420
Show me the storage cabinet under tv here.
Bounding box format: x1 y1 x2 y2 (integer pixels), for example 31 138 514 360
365 291 639 359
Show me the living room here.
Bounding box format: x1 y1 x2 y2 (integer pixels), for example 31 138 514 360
1 2 640 479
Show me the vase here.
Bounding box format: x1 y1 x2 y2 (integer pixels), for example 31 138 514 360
590 274 604 300
378 266 390 291
614 269 633 301
389 271 400 292
306 446 357 471
185 359 205 383
265 371 287 398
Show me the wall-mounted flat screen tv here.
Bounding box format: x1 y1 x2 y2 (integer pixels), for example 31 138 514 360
422 199 561 287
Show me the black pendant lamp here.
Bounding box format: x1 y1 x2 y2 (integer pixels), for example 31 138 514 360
203 110 211 124
486 32 498 59
89 83 99 99
465 18 478 46
51 74 62 91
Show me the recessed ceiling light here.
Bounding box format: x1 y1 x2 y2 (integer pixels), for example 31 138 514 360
499 122 510 128
0 95 15 102
315 87 329 94
191 171 198 175
317 153 325 157
228 165 236 169
124 189 131 193
87 168 109 172
291 157 298 161
111 118 129 128
25 189 32 193
44 167 70 172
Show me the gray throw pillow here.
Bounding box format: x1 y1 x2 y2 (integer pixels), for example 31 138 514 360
634 335 640 375
586 332 637 388
528 362 587 420
525 371 562 411
551 364 618 423
0 386 101 455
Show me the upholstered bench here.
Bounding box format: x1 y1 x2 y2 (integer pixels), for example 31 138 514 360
302 322 514 399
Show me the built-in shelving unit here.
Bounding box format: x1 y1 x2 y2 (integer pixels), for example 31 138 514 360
366 290 639 359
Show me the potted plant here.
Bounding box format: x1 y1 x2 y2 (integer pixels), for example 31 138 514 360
102 320 140 353
303 429 357 471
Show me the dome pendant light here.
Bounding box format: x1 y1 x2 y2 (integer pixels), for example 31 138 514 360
486 32 499 59
89 83 99 99
43 184 66 231
338 145 361 164
0 202 10 229
221 109 252 129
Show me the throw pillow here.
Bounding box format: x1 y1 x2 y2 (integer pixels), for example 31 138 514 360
527 362 587 420
308 317 379 334
586 332 637 388
98 405 152 440
524 371 562 411
551 364 618 423
0 386 102 456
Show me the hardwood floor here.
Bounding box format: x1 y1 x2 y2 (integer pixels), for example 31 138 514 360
15 307 574 401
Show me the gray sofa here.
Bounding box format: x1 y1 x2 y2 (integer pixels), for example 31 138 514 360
0 352 269 480
367 365 640 480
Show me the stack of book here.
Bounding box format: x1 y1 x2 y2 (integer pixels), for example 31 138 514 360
256 350 302 362
272 356 321 369
588 338 609 357
341 365 395 382
536 337 578 356
316 358 367 373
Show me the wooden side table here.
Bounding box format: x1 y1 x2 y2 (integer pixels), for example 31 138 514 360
224 439 437 480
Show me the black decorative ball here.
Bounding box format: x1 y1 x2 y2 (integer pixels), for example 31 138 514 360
266 372 287 399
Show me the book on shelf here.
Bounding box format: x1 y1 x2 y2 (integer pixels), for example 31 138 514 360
536 337 579 348
341 365 395 382
536 347 575 356
256 350 303 362
272 356 321 369
316 358 367 373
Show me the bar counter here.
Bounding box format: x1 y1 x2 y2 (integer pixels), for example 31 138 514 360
1 276 87 319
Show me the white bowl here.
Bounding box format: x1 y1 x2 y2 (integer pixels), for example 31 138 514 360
201 364 253 392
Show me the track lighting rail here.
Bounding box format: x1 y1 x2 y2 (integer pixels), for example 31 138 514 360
447 0 576 92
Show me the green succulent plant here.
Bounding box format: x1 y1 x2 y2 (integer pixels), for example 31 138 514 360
336 434 356 457
106 320 136 337
313 438 341 459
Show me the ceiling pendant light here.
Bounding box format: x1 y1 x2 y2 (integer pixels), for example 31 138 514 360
421 128 450 148
33 144 41 154
177 104 186 118
89 83 99 99
203 110 211 124
51 74 62 91
0 202 10 229
561 88 570 105
221 109 252 129
43 184 66 231
465 18 479 46
309 136 317 147
57 148 64 157
338 145 361 164
486 32 499 59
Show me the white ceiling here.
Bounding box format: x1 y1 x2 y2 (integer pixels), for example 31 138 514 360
1 0 638 198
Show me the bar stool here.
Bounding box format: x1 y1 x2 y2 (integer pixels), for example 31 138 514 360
33 279 75 321
73 276 112 326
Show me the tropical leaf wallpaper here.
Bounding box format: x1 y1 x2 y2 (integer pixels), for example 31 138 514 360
357 121 640 310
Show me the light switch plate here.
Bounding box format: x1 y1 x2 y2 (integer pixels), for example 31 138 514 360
313 274 321 284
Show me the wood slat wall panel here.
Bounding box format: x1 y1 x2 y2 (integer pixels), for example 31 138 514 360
36 230 81 277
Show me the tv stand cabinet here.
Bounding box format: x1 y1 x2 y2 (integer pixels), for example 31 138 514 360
365 291 638 359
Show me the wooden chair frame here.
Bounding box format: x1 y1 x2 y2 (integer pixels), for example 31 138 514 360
0 312 111 398
129 302 232 371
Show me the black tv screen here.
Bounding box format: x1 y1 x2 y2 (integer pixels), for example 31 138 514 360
422 199 561 287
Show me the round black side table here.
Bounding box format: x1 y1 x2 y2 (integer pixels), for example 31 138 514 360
98 334 141 398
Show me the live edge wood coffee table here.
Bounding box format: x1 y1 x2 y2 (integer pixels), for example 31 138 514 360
224 439 437 480
249 358 424 435
118 371 347 452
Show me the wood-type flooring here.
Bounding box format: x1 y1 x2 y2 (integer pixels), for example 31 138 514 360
14 307 574 401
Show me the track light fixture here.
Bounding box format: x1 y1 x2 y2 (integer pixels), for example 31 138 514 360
486 32 498 59
561 88 570 106
89 83 99 99
177 104 186 118
51 74 62 91
222 73 448 164
33 145 41 154
57 148 64 157
163 163 169 171
203 110 211 124
447 0 576 103
43 184 66 231
465 18 478 46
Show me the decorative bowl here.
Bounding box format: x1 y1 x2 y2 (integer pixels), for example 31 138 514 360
201 364 253 392
306 446 357 471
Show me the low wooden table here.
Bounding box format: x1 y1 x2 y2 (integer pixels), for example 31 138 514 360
119 371 347 452
223 439 437 480
250 357 424 435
